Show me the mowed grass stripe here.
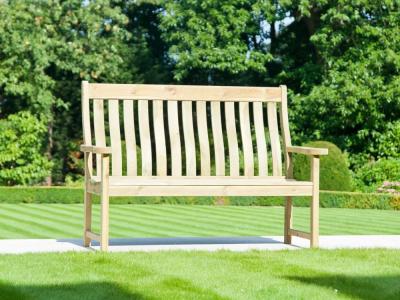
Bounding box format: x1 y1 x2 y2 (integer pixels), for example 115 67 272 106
190 205 284 220
0 204 399 238
140 205 284 231
0 206 79 237
318 208 400 225
0 211 66 238
29 204 211 237
0 217 43 238
293 208 400 232
118 205 276 235
110 206 253 237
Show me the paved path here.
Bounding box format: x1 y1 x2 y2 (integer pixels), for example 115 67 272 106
0 235 399 254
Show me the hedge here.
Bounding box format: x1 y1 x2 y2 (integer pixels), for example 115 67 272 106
0 187 398 210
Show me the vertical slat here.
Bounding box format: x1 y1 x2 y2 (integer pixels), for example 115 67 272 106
267 102 282 176
196 101 211 176
182 101 196 175
82 81 92 175
123 100 137 176
225 102 239 176
239 102 254 176
138 100 152 176
280 85 293 178
253 102 268 176
93 99 106 176
153 100 167 176
108 100 122 176
211 102 225 175
168 101 182 176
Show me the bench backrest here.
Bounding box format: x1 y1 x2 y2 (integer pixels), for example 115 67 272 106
82 82 292 177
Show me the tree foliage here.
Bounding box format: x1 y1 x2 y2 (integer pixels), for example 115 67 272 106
0 0 399 185
290 1 400 165
0 112 52 185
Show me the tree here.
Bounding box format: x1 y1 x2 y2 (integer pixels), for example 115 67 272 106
0 0 136 183
289 1 400 165
159 0 276 84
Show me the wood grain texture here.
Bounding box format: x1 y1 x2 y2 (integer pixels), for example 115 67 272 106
182 101 196 175
123 100 137 176
108 100 122 176
239 102 254 176
211 102 225 175
196 101 211 176
225 102 239 176
138 100 152 176
267 102 282 176
168 101 182 176
89 84 281 102
253 102 268 176
153 100 167 176
81 81 92 175
93 99 106 176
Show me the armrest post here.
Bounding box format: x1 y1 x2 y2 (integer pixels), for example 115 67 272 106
310 155 320 248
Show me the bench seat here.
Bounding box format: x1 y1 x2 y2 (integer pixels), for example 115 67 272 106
88 176 313 196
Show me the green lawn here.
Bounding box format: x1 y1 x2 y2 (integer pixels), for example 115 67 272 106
0 249 399 299
0 204 399 238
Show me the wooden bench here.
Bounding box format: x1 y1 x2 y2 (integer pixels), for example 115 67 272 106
80 82 328 251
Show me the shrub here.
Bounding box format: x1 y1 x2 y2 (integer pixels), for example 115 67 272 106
293 141 353 191
354 158 400 192
0 187 397 209
0 112 52 185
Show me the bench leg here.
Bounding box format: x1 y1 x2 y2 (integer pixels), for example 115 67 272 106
310 156 320 248
83 191 92 247
284 196 292 244
100 192 109 251
100 155 110 251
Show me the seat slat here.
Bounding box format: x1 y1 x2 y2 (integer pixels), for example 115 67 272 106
182 101 196 175
98 185 313 197
225 102 239 176
138 100 152 175
91 176 309 186
93 99 106 176
123 100 137 176
253 102 268 176
268 102 282 176
239 102 254 176
168 101 182 176
211 102 225 175
108 100 122 176
153 100 167 176
196 101 211 176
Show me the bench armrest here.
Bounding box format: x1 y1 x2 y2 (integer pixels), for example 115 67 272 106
287 146 328 156
80 145 112 154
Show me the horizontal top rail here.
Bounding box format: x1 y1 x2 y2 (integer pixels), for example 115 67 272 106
87 83 282 102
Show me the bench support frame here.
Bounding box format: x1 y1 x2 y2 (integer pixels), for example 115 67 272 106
284 155 320 248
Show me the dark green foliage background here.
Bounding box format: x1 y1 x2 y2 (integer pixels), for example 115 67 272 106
0 0 398 186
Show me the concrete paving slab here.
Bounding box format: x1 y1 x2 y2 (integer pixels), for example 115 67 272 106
0 235 399 254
